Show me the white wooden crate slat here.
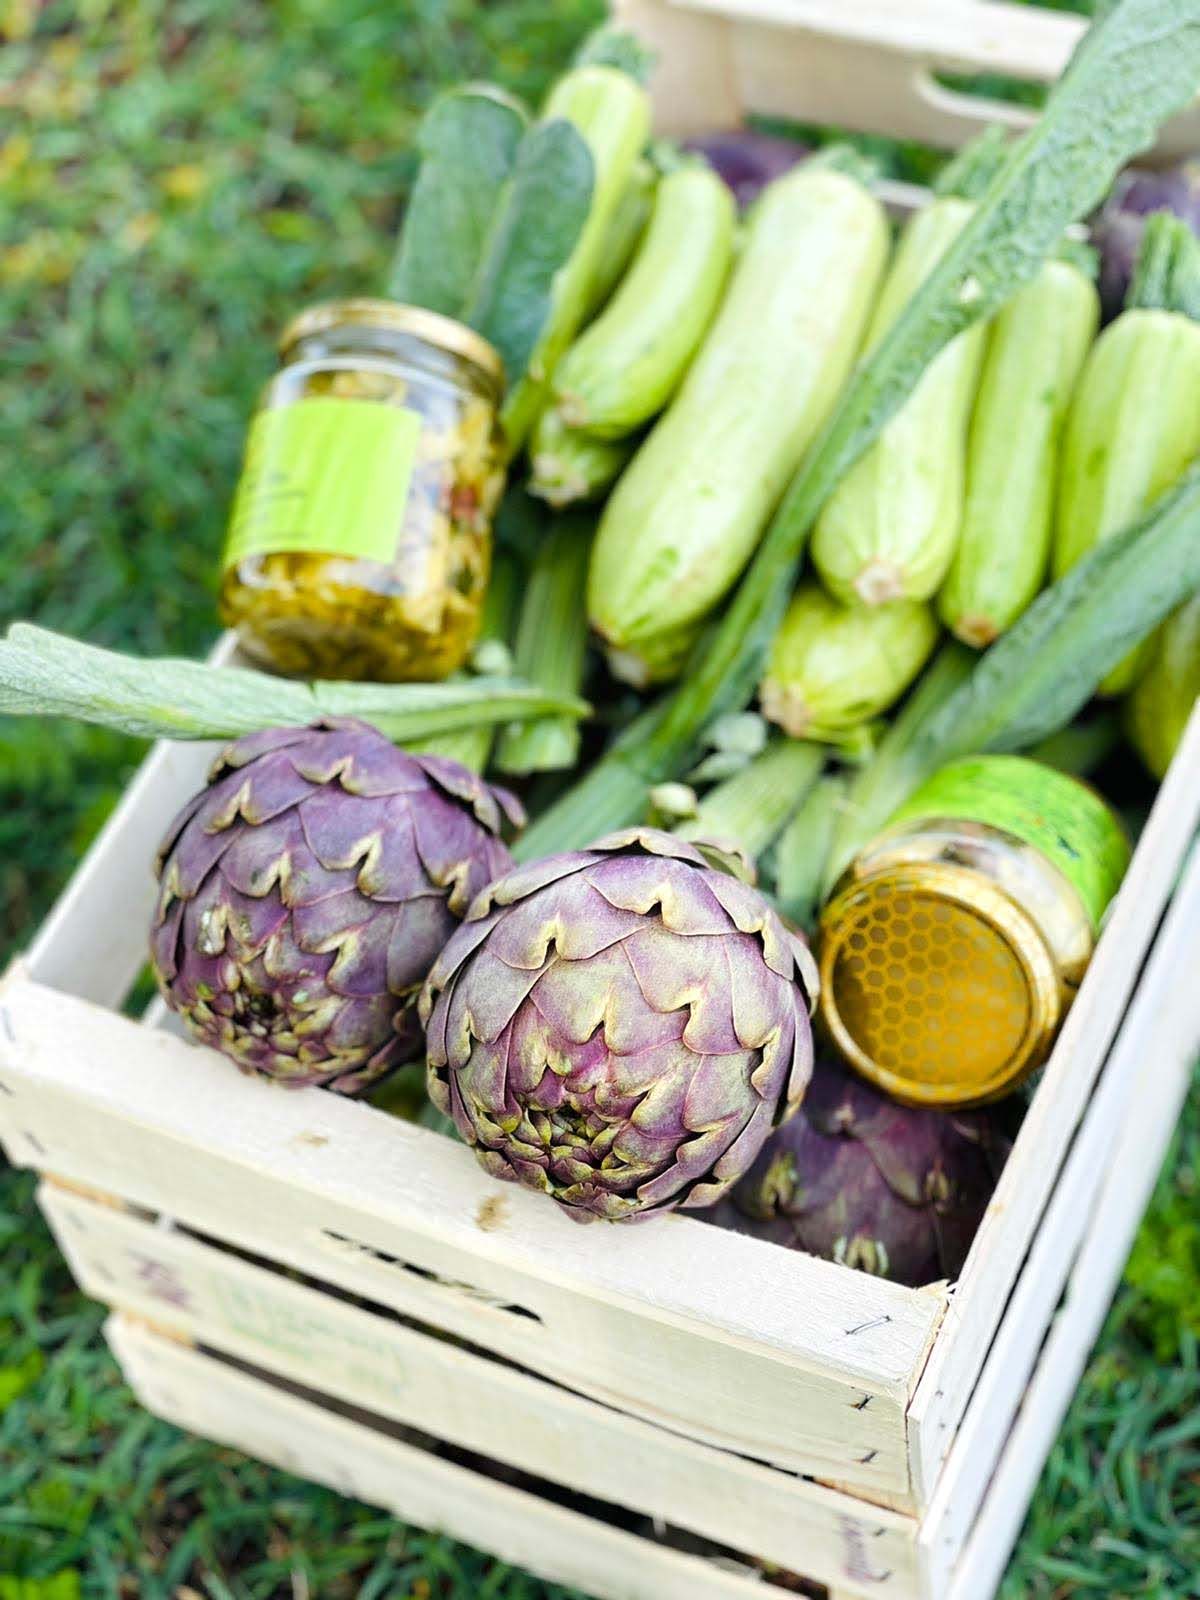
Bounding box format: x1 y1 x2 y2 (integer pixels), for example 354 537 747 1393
44 1184 919 1597
673 0 1087 66
937 832 1200 1599
906 704 1200 1499
107 1316 789 1600
614 0 1200 159
0 971 941 1496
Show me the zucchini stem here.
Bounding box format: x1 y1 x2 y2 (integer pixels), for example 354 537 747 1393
1126 211 1200 320
773 772 849 931
675 737 824 862
497 516 592 774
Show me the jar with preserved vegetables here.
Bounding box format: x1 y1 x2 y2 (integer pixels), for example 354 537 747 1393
220 300 506 681
818 755 1131 1108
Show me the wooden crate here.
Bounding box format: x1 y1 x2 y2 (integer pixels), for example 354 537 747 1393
3 5 1200 1598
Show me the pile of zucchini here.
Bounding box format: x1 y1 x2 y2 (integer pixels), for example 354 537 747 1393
378 10 1200 900
463 39 1199 808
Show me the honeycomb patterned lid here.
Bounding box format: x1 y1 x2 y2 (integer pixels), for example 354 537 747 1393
818 863 1063 1107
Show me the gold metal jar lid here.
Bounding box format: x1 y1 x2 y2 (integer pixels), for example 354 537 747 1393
818 861 1064 1108
280 298 505 387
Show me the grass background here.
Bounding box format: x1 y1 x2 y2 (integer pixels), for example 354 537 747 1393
1 2 1198 1596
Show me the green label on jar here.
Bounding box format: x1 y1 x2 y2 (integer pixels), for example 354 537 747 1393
223 397 421 568
890 755 1132 930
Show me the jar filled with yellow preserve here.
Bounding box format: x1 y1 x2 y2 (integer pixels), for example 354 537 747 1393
818 755 1131 1108
220 300 506 681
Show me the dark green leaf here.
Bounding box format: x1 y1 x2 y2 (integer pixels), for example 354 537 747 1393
916 463 1200 756
387 86 528 315
464 118 594 386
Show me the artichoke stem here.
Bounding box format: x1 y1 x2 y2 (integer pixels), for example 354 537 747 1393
497 517 592 775
410 552 521 772
773 772 849 932
676 736 824 863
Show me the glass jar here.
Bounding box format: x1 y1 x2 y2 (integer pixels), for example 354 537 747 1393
818 755 1131 1108
220 299 506 682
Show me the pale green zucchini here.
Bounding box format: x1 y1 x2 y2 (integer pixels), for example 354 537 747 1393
527 405 634 506
1053 219 1200 694
811 196 988 607
501 66 651 452
605 616 704 689
1053 315 1200 584
1123 592 1200 778
581 156 656 317
553 163 736 438
759 583 940 741
939 257 1099 646
587 164 889 685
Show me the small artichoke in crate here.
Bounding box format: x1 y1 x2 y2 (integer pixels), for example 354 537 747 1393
151 719 522 1095
422 829 818 1222
710 1056 1010 1285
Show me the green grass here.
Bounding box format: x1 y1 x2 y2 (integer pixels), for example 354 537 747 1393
2 1 1199 1595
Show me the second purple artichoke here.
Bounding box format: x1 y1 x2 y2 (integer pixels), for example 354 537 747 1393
422 829 818 1222
711 1055 1010 1285
151 719 522 1095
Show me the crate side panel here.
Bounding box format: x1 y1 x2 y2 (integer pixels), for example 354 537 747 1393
674 0 1086 70
918 834 1200 1598
908 706 1200 1502
612 0 742 134
45 1186 919 1593
941 998 1197 1600
728 21 1039 155
0 974 941 1494
626 0 1200 161
108 1316 890 1600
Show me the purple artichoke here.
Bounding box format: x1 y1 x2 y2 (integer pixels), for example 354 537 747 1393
708 1056 1010 1285
421 829 818 1223
1092 160 1200 319
151 719 522 1095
